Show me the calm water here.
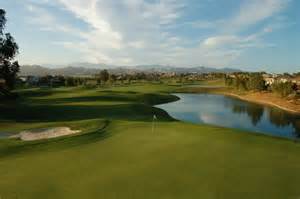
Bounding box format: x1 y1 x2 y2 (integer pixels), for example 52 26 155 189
0 132 12 139
157 94 300 139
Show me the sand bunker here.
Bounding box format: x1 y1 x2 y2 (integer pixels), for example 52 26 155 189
15 127 81 141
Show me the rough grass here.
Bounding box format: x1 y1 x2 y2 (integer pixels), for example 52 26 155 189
1 83 300 199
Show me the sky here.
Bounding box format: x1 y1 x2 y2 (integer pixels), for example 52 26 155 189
1 0 299 72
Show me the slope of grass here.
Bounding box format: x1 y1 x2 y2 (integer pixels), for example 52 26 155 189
0 83 300 199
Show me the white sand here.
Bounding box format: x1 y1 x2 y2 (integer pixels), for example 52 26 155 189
15 127 81 141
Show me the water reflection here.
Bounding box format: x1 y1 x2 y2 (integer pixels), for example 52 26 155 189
0 132 12 139
156 94 300 139
268 109 300 137
224 98 264 126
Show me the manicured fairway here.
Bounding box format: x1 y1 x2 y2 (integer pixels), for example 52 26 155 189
1 84 300 199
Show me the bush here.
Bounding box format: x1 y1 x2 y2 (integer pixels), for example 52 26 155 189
248 73 266 91
271 82 294 97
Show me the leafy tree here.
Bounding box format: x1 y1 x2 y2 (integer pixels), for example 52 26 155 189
39 75 52 86
109 74 117 85
96 76 101 85
65 77 76 87
77 77 84 86
136 72 146 80
99 69 109 85
248 73 266 91
235 75 248 90
224 76 234 87
124 74 133 84
0 9 20 91
271 81 294 97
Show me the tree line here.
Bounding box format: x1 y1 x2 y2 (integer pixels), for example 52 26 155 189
0 9 19 98
225 73 298 97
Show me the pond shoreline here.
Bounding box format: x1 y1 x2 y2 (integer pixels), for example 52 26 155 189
175 86 300 115
220 92 300 115
158 93 300 139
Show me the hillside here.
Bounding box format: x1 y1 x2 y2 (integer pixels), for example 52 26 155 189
20 64 241 76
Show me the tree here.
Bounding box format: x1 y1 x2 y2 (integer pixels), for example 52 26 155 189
96 76 101 85
248 73 266 91
65 77 76 87
235 75 248 90
0 9 20 91
99 69 109 85
39 75 53 86
109 74 117 85
271 81 294 97
224 76 234 87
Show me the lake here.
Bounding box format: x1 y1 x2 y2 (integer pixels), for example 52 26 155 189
0 132 12 139
156 93 300 139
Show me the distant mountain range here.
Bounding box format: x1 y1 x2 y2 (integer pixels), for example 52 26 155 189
20 64 242 76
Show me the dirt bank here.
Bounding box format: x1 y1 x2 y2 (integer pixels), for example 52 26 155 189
221 92 300 114
177 86 300 114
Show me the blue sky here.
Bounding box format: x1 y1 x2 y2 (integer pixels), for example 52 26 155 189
1 0 299 72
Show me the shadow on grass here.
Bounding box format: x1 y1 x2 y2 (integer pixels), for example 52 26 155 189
17 88 69 98
29 92 179 106
98 90 138 94
33 94 137 104
0 103 175 123
0 120 111 158
0 90 179 123
0 88 180 157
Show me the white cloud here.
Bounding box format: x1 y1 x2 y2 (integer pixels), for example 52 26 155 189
229 0 289 31
50 0 187 64
187 20 219 29
201 26 274 50
128 41 145 49
203 35 240 48
23 0 291 66
187 0 291 66
26 4 80 34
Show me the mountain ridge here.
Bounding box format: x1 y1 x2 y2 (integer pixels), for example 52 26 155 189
20 64 242 76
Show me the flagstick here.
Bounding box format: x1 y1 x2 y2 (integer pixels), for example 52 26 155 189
152 114 157 133
152 117 155 133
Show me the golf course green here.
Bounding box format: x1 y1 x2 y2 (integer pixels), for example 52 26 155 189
1 83 300 199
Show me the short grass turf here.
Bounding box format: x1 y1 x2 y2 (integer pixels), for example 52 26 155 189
1 84 300 199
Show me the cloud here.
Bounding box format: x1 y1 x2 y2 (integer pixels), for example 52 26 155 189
26 4 80 34
187 20 219 29
203 35 239 48
50 0 187 64
56 41 114 64
23 0 291 66
229 0 290 31
201 26 275 50
128 41 145 49
186 0 291 66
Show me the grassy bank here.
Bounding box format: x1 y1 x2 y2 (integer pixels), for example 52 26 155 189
1 83 300 198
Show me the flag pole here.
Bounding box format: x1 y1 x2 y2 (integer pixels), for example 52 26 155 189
152 114 157 133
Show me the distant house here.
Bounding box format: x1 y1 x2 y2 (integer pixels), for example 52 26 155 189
160 72 176 78
229 74 236 79
262 74 271 79
15 76 27 86
279 78 289 83
264 77 275 86
292 77 300 84
19 76 27 82
291 77 300 91
26 76 40 86
50 76 65 87
262 74 289 86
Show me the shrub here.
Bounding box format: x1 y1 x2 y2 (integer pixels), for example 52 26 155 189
271 81 294 97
